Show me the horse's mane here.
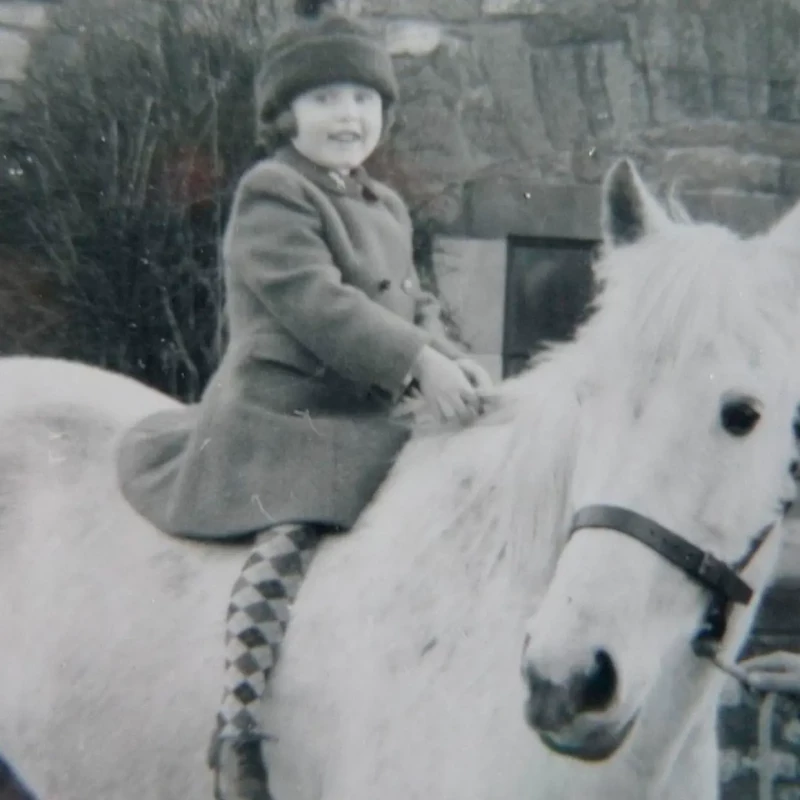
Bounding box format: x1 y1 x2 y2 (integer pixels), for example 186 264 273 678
489 204 800 427
582 215 800 382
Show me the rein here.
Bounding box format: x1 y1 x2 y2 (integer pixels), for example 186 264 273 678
569 505 777 689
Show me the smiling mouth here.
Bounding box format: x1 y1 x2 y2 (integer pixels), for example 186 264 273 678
535 714 638 762
328 132 361 143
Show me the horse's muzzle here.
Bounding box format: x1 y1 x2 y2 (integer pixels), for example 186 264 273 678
521 649 635 761
532 714 638 762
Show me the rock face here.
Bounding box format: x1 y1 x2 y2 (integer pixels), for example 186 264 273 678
362 0 800 239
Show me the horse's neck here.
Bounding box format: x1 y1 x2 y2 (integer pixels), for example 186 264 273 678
354 361 582 635
472 361 582 588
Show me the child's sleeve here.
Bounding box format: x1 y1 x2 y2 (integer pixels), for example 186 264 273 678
413 291 464 360
226 168 432 395
376 184 464 361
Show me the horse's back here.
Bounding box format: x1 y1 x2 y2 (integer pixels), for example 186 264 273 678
0 355 176 423
0 356 242 798
0 354 176 564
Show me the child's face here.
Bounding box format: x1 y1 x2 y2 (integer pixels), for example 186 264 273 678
290 82 383 173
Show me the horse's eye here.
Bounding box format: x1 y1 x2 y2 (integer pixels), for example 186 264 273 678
720 400 761 437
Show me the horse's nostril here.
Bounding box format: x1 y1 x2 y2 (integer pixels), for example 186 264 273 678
577 649 617 712
523 660 544 696
791 460 800 480
522 662 578 732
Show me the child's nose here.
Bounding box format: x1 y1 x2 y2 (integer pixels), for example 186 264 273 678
336 95 360 118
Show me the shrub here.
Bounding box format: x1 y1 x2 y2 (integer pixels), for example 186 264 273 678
0 0 271 400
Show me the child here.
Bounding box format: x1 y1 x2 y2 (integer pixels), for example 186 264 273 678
117 11 492 800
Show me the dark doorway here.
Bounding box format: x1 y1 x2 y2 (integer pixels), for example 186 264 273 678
503 235 599 378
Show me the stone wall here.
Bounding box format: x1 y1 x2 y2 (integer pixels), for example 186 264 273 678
358 0 800 240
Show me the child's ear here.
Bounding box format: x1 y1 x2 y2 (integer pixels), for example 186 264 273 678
377 106 396 146
275 109 299 141
257 108 299 155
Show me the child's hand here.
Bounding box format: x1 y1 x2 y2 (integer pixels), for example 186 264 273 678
456 358 494 393
738 650 800 695
411 346 482 426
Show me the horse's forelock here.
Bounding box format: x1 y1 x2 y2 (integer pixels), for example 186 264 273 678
587 218 800 383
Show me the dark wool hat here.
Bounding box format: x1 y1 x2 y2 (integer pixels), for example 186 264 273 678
256 14 399 125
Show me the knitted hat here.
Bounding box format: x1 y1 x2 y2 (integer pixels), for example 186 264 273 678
256 14 399 125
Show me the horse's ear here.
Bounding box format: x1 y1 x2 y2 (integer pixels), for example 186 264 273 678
767 197 800 246
601 159 671 248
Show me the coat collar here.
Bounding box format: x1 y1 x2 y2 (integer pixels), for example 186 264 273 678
273 145 380 201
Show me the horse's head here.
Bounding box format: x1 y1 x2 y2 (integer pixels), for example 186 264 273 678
520 159 800 763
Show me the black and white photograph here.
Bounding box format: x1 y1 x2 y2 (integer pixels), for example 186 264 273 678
1 0 800 798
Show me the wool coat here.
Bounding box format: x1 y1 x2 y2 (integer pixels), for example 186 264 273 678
117 145 460 539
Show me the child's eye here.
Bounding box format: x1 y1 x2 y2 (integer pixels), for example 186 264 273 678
312 91 332 103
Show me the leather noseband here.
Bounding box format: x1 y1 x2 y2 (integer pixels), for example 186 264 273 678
568 505 775 646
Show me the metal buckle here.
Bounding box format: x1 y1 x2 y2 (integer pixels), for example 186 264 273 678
697 551 752 605
696 552 718 583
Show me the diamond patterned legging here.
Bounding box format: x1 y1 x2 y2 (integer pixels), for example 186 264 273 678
212 523 323 746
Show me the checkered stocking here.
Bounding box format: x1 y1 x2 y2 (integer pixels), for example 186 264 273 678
212 523 321 747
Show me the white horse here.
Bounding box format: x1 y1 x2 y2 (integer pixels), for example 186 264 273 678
1 160 800 800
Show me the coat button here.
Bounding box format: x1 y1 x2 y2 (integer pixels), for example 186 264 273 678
401 278 413 292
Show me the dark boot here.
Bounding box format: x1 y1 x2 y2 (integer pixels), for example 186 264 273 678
209 523 322 800
209 734 271 800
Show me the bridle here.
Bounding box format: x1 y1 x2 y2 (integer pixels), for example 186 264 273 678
568 505 778 686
